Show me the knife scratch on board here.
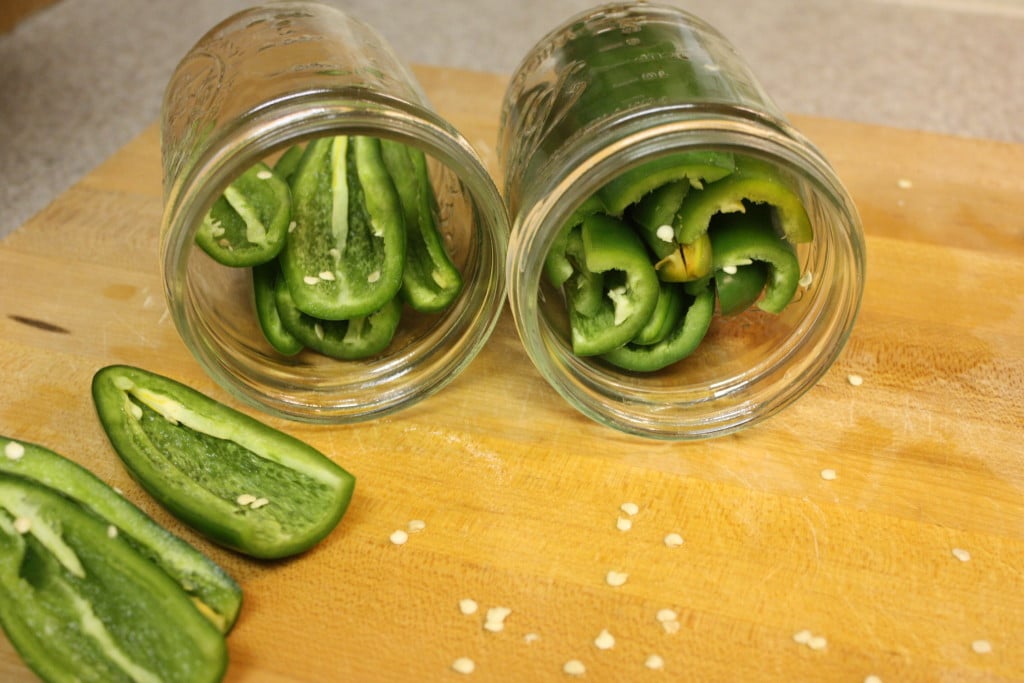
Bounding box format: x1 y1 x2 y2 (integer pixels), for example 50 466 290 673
8 315 70 335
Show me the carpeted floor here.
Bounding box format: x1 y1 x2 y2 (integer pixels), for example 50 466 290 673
1 0 1021 238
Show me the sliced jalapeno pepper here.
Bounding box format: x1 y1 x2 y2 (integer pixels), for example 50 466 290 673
601 284 715 372
0 474 228 683
628 180 712 282
196 162 291 268
564 214 660 356
273 143 305 183
0 436 241 634
708 205 801 314
252 261 304 356
675 155 813 246
544 194 606 288
92 365 356 560
715 260 769 316
275 280 402 360
599 150 736 217
379 139 463 313
629 281 686 346
282 135 406 320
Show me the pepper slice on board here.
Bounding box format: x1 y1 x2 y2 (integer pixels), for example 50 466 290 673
281 135 406 320
92 365 356 559
379 139 463 313
275 281 403 360
601 283 715 372
564 214 660 356
0 436 241 634
674 155 813 246
196 162 291 268
0 474 228 683
708 205 801 314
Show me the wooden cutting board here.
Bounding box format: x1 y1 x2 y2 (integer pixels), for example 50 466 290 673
1 65 1022 682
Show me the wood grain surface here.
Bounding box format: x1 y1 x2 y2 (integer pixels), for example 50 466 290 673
1 65 1022 682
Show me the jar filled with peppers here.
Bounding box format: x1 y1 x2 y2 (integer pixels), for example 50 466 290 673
499 2 866 439
160 2 508 422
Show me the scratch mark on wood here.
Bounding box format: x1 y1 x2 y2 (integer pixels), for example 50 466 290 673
8 315 70 334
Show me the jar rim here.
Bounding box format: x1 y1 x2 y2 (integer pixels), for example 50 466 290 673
505 108 866 439
161 91 510 422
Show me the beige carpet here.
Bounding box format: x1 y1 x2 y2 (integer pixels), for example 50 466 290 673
1 0 1021 237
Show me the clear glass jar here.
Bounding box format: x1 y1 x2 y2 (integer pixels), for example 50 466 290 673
160 2 508 422
499 2 866 439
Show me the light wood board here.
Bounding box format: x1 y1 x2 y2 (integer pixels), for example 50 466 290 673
1 65 1022 682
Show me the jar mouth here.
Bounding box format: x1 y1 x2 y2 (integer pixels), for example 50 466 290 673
506 108 865 439
162 91 509 422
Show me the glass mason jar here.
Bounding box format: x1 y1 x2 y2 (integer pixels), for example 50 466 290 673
160 2 508 422
499 2 866 439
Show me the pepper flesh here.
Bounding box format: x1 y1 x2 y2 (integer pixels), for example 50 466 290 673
281 135 406 320
275 282 402 360
0 474 228 683
252 262 304 356
564 214 660 356
674 155 813 246
92 365 356 559
708 205 801 314
0 436 241 634
196 162 291 268
601 284 715 372
380 139 464 313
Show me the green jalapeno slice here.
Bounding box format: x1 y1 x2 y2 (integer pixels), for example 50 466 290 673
92 365 356 560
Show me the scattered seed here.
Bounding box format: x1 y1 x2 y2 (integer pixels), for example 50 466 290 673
799 271 814 288
820 468 837 481
408 519 426 533
236 494 257 506
256 170 273 180
129 403 144 420
792 629 813 645
458 599 478 616
656 225 674 242
605 571 629 587
288 220 298 233
563 659 586 676
4 441 26 460
484 606 512 632
808 635 828 651
865 676 883 683
616 517 633 532
107 525 118 539
663 533 684 548
389 529 409 545
645 654 665 670
971 639 992 654
451 657 475 674
318 270 336 281
951 547 971 562
13 517 31 534
657 608 681 634
847 374 864 387
367 270 381 284
656 608 678 623
722 265 738 275
303 275 320 285
620 502 639 516
897 178 913 189
314 322 325 340
524 633 540 644
594 629 615 650
250 497 270 509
